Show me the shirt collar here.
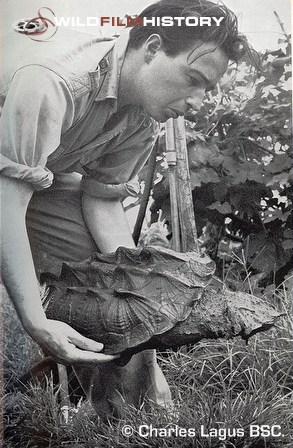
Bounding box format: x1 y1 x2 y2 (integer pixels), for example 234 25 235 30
94 28 131 109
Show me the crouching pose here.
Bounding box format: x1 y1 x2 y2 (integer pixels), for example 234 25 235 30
0 0 248 415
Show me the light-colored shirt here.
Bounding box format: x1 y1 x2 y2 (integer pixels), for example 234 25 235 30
0 28 159 198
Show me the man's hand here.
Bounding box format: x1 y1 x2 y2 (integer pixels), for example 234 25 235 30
29 319 119 365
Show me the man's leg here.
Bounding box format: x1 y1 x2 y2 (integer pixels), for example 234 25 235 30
26 183 172 415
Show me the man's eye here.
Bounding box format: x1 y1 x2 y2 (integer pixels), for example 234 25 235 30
188 76 209 91
189 76 200 86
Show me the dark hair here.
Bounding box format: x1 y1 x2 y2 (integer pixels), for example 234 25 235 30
128 0 251 64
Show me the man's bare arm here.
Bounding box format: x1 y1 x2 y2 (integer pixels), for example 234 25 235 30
82 193 135 252
0 176 118 364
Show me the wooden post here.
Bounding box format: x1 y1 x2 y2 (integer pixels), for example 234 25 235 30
57 363 70 424
173 117 199 253
165 118 181 251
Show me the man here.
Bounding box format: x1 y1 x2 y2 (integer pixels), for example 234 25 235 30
1 0 249 414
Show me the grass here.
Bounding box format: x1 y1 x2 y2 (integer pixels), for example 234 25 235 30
2 280 293 448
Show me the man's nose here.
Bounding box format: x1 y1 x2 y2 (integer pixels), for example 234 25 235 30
185 89 205 112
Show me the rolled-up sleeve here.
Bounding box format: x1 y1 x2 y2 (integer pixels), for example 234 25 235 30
0 65 74 190
81 175 141 199
80 117 159 199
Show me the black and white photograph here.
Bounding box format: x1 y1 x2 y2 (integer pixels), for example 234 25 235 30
1 1 292 446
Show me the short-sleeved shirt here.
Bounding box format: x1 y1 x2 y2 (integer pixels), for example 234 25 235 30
0 27 159 198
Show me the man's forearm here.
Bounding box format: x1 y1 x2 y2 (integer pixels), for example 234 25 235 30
0 176 47 333
82 194 135 252
0 176 117 364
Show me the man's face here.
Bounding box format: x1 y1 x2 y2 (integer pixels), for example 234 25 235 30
136 39 229 122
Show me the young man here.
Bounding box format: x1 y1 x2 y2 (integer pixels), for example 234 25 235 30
1 0 249 414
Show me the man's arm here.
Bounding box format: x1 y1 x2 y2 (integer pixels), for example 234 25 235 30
82 193 135 252
0 65 117 364
1 175 118 364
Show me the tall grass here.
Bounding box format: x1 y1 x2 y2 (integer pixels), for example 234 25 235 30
3 281 292 447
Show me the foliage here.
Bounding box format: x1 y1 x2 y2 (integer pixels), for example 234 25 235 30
148 37 292 289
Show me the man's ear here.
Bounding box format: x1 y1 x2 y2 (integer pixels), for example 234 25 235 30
144 34 163 62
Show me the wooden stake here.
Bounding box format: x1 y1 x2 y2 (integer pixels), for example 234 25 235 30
173 117 199 253
57 363 70 424
165 119 181 251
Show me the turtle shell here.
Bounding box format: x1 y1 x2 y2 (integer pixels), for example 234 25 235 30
43 246 215 354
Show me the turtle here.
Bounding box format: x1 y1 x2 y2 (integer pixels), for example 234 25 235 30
43 246 282 365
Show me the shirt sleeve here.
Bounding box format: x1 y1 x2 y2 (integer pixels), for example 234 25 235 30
80 118 159 199
0 65 74 190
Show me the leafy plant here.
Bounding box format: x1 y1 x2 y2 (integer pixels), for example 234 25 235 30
148 37 292 289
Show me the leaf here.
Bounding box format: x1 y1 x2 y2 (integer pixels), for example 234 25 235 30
283 228 292 239
264 154 292 174
266 173 289 187
229 182 270 217
247 170 266 183
189 170 202 188
188 141 222 168
279 77 292 91
190 167 220 187
263 209 284 223
280 211 291 222
222 157 239 176
206 168 220 183
261 86 280 98
282 239 293 250
245 233 286 274
213 183 228 202
208 201 232 214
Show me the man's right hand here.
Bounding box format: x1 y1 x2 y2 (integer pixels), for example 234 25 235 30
28 319 119 365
